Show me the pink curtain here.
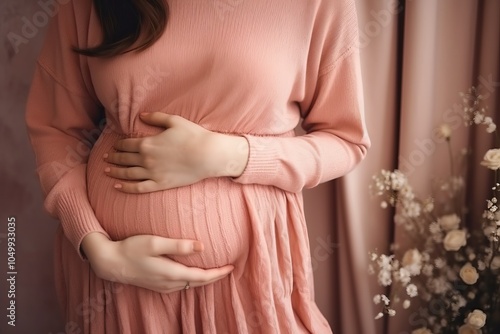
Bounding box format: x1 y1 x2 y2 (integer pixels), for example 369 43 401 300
305 1 499 333
0 0 498 333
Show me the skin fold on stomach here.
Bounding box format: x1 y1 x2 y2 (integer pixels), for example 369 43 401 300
86 131 252 269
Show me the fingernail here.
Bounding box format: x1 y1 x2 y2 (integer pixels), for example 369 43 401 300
192 241 203 252
140 112 150 117
114 184 122 189
103 153 109 159
104 167 111 173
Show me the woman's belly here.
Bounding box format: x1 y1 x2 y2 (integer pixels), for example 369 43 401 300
86 130 253 269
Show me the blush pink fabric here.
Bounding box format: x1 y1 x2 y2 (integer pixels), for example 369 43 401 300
25 0 369 333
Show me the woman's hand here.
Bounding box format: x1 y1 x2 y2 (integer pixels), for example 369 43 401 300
104 112 249 193
82 232 234 293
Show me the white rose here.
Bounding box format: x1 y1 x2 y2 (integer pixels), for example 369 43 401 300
438 124 452 140
402 249 422 275
480 148 500 170
460 263 479 285
466 309 487 329
411 328 432 334
443 230 467 251
458 324 482 334
437 214 461 231
491 256 500 270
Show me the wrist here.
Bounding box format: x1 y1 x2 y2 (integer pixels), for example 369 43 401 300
81 232 116 275
206 132 249 178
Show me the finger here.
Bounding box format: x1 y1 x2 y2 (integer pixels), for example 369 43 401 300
105 166 149 181
105 152 143 167
165 274 231 293
139 112 182 128
165 261 235 283
113 138 143 153
113 180 159 194
148 237 205 255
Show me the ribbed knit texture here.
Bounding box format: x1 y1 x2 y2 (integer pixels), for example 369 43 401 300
25 0 370 333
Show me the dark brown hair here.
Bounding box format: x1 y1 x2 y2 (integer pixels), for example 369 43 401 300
75 0 168 57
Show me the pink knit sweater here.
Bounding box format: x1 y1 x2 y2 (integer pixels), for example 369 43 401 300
26 0 369 333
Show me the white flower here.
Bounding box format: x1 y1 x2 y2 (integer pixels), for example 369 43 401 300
429 222 441 234
380 201 388 208
423 200 434 213
466 310 487 329
406 284 418 297
443 229 467 251
435 258 446 268
438 124 452 139
404 201 422 218
381 294 390 305
458 324 482 334
378 270 392 286
403 300 411 309
402 249 422 275
474 113 484 124
390 171 407 191
460 263 479 285
411 328 432 334
394 267 411 285
437 214 461 231
387 309 396 316
422 264 434 276
378 254 394 268
480 148 500 170
477 260 486 271
491 256 500 270
487 123 497 133
373 295 381 304
374 312 384 320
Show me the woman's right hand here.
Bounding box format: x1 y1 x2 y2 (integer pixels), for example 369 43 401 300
81 232 234 293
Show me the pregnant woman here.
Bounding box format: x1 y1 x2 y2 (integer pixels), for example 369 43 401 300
25 0 370 333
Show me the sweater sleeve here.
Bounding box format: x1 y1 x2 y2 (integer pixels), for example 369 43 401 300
25 0 110 260
232 0 370 193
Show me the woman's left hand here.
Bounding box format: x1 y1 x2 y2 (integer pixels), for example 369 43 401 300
104 112 249 193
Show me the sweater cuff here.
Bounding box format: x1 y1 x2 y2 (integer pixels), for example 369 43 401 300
43 164 109 261
56 188 110 261
231 134 279 185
